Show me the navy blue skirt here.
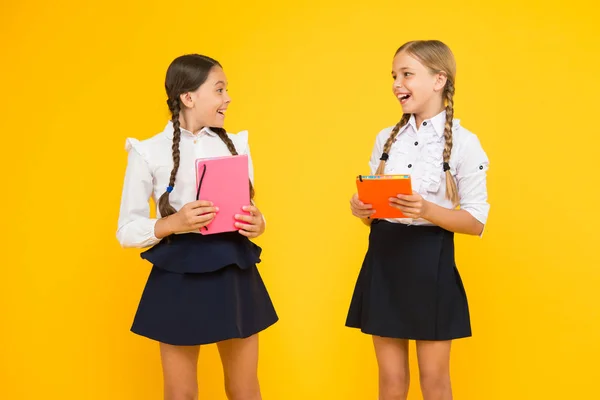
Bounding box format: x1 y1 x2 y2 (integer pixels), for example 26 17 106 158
346 220 471 341
131 232 278 346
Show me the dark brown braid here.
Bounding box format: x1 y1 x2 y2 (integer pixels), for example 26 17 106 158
158 54 223 218
213 128 255 200
375 113 411 175
443 80 459 206
158 98 182 217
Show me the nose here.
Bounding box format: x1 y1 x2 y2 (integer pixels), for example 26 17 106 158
224 91 232 103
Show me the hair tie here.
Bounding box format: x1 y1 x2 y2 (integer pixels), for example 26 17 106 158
443 162 450 172
166 186 174 193
379 153 389 161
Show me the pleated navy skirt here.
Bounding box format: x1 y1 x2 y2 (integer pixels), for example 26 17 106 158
346 220 471 341
131 232 278 346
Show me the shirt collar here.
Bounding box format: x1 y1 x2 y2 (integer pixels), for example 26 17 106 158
429 110 447 137
398 110 447 138
163 121 216 139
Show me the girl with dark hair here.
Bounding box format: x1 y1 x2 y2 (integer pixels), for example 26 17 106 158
117 54 277 400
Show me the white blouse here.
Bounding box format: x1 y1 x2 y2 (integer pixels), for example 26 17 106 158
369 111 490 227
116 121 255 248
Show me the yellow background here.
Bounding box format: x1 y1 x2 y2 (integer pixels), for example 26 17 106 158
1 0 599 399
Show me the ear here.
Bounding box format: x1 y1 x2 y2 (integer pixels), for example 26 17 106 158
433 72 448 92
179 92 194 109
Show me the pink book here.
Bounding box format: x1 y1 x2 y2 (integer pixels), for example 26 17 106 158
195 154 251 235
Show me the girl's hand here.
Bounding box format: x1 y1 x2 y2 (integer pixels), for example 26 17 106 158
169 200 218 233
235 206 265 238
350 193 375 219
389 193 430 219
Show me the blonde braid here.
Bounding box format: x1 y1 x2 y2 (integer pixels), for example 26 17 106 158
442 80 459 206
375 113 411 175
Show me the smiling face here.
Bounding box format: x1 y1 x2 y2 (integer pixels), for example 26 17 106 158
391 50 447 117
182 66 231 129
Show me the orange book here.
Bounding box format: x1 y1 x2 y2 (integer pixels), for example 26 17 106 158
356 174 413 219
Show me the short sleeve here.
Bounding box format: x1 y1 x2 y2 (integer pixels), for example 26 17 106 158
456 135 490 227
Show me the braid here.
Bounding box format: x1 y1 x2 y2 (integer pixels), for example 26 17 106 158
375 113 411 175
443 81 459 206
213 128 255 200
158 98 182 217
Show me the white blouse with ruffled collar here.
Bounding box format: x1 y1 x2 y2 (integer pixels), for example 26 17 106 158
369 111 490 227
116 122 254 248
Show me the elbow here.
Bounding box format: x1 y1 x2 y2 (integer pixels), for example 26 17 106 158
471 220 485 236
116 231 133 248
116 227 139 248
461 204 488 237
466 212 486 236
116 226 159 249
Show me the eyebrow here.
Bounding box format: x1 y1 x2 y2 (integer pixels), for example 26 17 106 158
214 81 226 85
391 67 413 74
